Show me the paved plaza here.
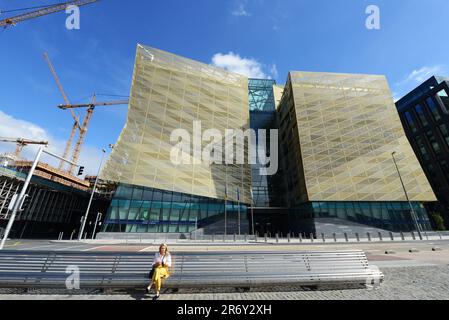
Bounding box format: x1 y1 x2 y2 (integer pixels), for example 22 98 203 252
1 239 449 300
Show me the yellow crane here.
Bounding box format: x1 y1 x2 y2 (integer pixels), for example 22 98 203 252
59 96 128 174
0 0 98 28
44 52 128 175
0 137 49 158
43 52 82 172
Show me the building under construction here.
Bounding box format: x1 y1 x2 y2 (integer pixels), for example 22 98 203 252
0 158 111 239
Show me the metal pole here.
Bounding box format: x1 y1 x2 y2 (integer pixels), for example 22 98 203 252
224 185 227 237
91 212 102 239
237 188 241 236
78 149 106 241
0 147 43 250
250 188 255 236
392 152 422 237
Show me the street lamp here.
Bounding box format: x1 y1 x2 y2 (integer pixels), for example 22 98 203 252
391 151 423 238
78 148 106 241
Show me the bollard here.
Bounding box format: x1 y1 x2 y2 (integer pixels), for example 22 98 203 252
333 233 337 242
344 233 348 242
84 232 87 240
390 232 394 241
367 232 371 242
299 233 302 243
310 233 314 243
275 233 279 243
424 231 428 240
287 233 291 243
244 233 247 242
265 233 268 243
439 232 442 240
411 232 416 240
70 230 75 241
321 233 325 243
355 233 360 242
378 232 383 241
400 232 405 241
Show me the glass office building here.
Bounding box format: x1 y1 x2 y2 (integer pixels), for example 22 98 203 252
98 45 437 236
278 72 436 234
396 76 449 228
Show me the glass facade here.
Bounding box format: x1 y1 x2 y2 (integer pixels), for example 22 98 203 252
293 201 432 232
98 45 438 235
248 79 276 111
103 183 247 233
248 79 286 208
396 76 449 228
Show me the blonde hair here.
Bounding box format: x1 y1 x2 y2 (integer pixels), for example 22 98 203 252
159 243 170 256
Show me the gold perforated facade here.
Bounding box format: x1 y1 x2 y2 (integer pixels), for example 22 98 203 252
279 71 437 204
101 44 252 204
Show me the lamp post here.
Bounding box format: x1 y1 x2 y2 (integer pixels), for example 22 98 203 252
78 148 106 241
0 147 79 250
391 151 422 238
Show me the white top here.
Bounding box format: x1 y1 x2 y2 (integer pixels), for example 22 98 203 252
153 252 172 268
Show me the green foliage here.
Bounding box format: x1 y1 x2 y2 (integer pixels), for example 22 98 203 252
430 212 446 231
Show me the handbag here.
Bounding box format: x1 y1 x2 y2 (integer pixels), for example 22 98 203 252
148 266 155 279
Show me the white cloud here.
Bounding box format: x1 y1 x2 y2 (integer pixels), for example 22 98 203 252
399 65 446 85
211 52 277 79
0 110 103 176
270 64 279 79
231 3 250 17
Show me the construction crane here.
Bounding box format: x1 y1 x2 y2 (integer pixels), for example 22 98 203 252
0 137 48 158
43 52 82 171
0 0 98 28
58 95 128 174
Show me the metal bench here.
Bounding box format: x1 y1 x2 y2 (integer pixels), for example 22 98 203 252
0 250 383 290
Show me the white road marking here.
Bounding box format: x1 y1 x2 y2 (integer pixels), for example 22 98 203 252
20 244 61 251
82 246 104 252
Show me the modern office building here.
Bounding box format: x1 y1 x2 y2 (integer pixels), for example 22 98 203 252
278 72 436 234
396 76 449 228
100 44 251 235
98 44 437 237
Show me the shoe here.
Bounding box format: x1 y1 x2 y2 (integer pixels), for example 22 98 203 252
145 286 151 294
152 294 160 301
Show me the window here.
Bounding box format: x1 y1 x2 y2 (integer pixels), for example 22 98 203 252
427 164 441 188
426 130 442 155
439 124 449 147
440 160 449 182
404 112 417 133
436 89 449 114
415 105 429 127
426 97 441 121
415 136 430 161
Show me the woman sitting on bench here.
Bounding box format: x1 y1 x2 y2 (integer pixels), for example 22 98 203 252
146 243 172 300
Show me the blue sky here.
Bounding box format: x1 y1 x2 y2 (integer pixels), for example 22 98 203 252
1 0 449 173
